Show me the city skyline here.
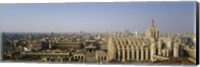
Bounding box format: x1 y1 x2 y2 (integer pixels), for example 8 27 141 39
0 2 196 33
1 2 197 64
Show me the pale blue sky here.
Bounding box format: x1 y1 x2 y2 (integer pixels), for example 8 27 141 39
0 2 196 33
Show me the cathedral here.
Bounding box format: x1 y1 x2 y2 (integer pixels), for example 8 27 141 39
107 18 180 62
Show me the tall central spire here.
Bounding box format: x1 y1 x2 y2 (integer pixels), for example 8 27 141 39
151 17 155 28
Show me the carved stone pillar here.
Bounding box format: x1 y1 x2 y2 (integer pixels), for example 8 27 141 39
132 46 135 60
150 43 155 61
145 48 148 60
173 43 179 57
127 46 130 60
122 49 125 62
136 47 139 61
141 48 144 61
118 50 121 61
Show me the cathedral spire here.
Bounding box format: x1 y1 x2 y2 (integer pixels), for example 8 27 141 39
151 17 155 28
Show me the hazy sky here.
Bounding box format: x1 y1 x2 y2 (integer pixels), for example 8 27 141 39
0 2 196 33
